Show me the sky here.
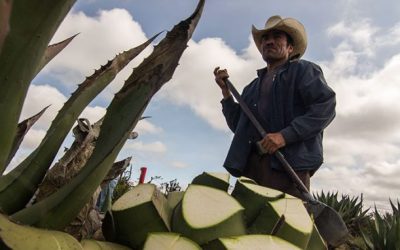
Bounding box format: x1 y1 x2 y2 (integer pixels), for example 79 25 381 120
9 0 400 212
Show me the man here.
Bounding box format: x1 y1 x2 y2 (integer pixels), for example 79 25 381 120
214 16 336 198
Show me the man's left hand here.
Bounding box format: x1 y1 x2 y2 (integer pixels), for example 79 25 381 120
260 132 286 154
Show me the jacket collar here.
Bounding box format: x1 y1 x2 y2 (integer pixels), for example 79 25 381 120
256 59 294 77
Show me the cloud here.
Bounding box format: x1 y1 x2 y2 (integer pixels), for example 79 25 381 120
313 160 400 211
20 84 67 130
80 106 107 122
327 19 378 57
125 141 167 154
171 161 189 169
134 119 163 135
160 36 264 131
312 19 400 210
19 129 47 151
42 8 152 97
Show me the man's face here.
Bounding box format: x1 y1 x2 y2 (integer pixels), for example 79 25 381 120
260 30 293 63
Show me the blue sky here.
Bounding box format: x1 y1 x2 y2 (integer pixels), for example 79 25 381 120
11 0 400 211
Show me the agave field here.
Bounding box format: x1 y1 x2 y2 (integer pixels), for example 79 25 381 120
0 0 399 249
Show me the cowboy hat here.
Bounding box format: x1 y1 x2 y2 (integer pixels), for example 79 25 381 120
252 15 307 59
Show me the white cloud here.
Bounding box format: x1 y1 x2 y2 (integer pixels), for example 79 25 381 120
171 161 189 169
327 19 378 57
160 36 264 131
134 119 163 135
311 19 400 210
376 22 400 47
19 129 47 151
20 84 67 130
43 8 153 98
125 141 167 154
313 160 400 211
80 106 106 123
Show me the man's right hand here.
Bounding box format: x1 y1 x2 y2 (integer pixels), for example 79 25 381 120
213 66 231 99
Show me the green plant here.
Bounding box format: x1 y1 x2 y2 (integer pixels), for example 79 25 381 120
102 173 325 250
314 191 371 234
112 166 136 203
160 178 182 195
0 0 204 236
361 200 400 250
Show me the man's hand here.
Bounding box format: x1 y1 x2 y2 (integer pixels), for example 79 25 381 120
259 132 286 154
213 67 231 99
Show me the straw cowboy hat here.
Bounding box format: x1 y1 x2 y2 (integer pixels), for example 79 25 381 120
252 15 307 59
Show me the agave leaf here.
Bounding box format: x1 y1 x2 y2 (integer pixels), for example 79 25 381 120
5 105 49 167
0 0 77 174
0 35 157 214
35 33 79 76
110 183 172 248
103 156 132 185
12 0 205 229
0 0 12 52
0 213 83 250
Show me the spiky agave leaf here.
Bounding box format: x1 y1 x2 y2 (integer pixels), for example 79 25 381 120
12 0 205 230
35 33 79 76
0 0 76 174
34 117 104 202
0 0 12 52
361 203 400 250
314 191 370 238
0 35 158 214
5 105 49 167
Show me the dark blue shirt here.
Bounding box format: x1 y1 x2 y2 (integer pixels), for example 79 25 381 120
221 59 336 177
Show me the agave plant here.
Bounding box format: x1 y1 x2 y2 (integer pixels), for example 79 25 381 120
98 173 326 249
0 0 12 52
314 191 371 234
0 0 204 240
361 200 400 250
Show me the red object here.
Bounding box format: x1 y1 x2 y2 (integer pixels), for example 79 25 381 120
139 167 147 184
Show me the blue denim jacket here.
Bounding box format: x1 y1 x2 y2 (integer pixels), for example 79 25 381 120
221 59 336 177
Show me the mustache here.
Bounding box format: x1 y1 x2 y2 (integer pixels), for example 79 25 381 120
263 45 277 50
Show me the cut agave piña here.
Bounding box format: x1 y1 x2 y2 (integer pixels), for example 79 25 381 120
249 197 313 249
231 177 284 225
203 234 301 250
143 232 201 250
236 176 257 184
81 239 131 250
167 191 184 210
110 183 171 249
0 214 82 249
172 184 245 245
305 224 327 250
191 172 230 191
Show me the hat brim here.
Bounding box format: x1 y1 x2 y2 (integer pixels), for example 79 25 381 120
252 18 307 59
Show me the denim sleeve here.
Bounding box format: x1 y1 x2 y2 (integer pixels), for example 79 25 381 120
281 63 336 144
221 96 241 133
